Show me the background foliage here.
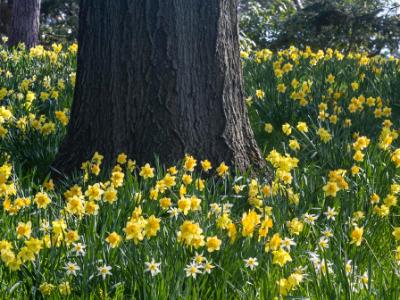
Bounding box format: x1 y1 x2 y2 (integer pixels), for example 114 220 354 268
40 0 79 45
241 0 400 54
1 0 399 54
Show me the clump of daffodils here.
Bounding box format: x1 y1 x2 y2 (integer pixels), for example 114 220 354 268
0 42 400 298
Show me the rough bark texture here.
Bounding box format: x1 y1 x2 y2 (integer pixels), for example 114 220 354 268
53 0 264 175
9 0 40 48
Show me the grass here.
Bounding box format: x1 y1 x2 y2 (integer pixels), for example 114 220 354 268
0 40 400 299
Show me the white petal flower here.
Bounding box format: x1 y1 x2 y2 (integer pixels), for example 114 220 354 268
97 265 112 280
64 262 80 276
185 262 202 279
244 257 259 270
145 259 161 276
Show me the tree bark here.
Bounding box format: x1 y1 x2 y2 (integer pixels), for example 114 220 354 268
0 0 11 36
53 0 264 175
9 0 40 48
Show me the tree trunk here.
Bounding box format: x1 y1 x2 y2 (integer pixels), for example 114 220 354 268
0 0 12 36
9 0 40 48
53 0 264 175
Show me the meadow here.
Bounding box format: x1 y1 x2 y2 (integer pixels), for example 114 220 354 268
0 38 400 299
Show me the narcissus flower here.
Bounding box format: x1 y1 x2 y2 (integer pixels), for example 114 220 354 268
296 122 308 132
16 221 32 239
323 181 339 197
97 265 112 280
203 260 215 274
117 153 127 164
184 155 197 172
177 221 205 249
58 282 71 296
216 162 229 177
34 192 51 209
350 226 364 246
289 139 300 151
277 83 287 93
206 236 222 253
139 163 154 179
351 82 359 91
64 262 80 276
200 160 212 172
39 283 55 296
185 262 202 279
392 227 400 241
264 123 273 133
105 232 122 248
242 209 261 237
256 89 265 99
326 74 335 84
244 257 259 270
272 249 292 267
282 123 292 135
145 259 161 276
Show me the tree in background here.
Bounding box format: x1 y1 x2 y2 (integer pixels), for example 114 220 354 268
53 0 264 175
8 0 41 48
272 0 400 54
40 0 79 45
239 0 298 49
0 0 79 45
3 0 398 54
0 0 12 37
239 0 400 54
